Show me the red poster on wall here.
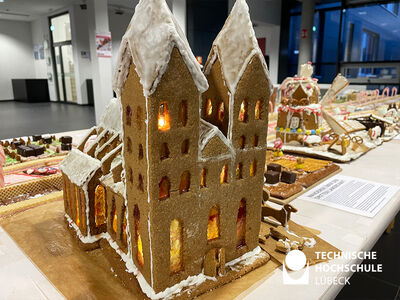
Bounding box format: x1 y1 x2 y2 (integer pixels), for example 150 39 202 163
257 38 266 55
96 33 112 57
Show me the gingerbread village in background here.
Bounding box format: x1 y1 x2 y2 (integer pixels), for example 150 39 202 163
60 0 272 298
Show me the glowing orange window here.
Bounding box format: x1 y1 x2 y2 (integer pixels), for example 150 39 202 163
111 199 117 234
94 185 106 227
255 99 262 120
179 171 190 194
134 205 144 267
206 99 213 116
236 163 243 179
159 177 170 200
200 168 207 188
75 186 80 227
250 160 256 177
238 100 248 122
121 207 128 247
170 219 183 274
158 102 171 131
207 205 220 241
236 198 246 248
220 165 228 184
217 102 224 122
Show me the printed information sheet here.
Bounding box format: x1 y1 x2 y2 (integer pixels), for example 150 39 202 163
299 175 400 217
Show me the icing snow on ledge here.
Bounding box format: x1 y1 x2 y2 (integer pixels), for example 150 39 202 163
113 0 208 97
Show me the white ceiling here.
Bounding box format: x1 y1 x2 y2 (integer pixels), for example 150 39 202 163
0 0 135 21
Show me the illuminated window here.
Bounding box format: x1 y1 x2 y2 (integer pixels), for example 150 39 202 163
236 163 243 179
220 165 228 184
255 100 262 120
134 205 144 267
121 206 128 247
252 135 259 147
94 185 106 227
159 177 170 200
111 198 117 234
170 219 183 274
127 137 132 153
238 100 248 122
126 105 132 126
179 171 190 194
136 106 143 130
138 174 144 192
160 143 169 160
207 205 220 241
75 186 80 227
200 168 207 188
179 101 188 126
238 135 245 149
236 199 246 248
138 144 144 160
250 160 256 176
206 99 213 116
217 102 224 122
158 102 171 131
181 139 189 154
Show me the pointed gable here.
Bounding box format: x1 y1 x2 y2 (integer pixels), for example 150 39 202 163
204 0 271 93
113 0 208 97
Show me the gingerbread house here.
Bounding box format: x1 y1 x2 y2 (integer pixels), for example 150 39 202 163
60 0 271 298
276 63 323 145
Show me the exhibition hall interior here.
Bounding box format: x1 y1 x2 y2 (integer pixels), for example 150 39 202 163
0 0 400 299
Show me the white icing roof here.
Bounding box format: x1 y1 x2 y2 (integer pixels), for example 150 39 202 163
60 149 102 186
98 98 122 133
112 0 208 97
205 0 270 93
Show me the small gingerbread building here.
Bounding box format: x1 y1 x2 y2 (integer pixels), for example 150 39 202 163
60 0 271 298
276 63 323 145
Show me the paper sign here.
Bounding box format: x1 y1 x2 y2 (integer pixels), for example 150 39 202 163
96 33 112 57
299 175 400 217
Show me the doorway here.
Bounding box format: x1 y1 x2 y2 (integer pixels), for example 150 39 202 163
49 13 77 103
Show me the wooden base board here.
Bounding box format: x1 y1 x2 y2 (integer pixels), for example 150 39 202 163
0 191 63 217
268 168 342 205
100 239 271 300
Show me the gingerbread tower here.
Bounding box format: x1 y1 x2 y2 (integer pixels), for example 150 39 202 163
276 63 323 145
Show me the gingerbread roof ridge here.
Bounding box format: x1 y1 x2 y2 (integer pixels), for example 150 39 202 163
112 0 208 97
98 97 122 134
59 149 102 187
199 119 234 160
204 0 270 93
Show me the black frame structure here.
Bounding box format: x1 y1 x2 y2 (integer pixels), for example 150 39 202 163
48 12 73 103
279 0 400 90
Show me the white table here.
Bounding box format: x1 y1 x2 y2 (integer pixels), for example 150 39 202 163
242 137 400 300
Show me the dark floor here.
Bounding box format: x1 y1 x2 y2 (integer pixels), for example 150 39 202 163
0 101 95 140
337 212 400 300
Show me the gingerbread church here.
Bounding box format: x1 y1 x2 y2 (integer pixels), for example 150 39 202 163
276 63 323 145
60 0 271 298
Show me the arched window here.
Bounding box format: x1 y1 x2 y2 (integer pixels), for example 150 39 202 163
206 98 213 116
138 174 144 192
252 135 259 147
126 105 132 126
170 219 183 274
128 167 133 183
179 171 190 194
136 106 143 130
127 137 132 153
238 135 245 149
236 163 243 180
179 100 188 126
111 198 117 234
159 177 170 200
217 102 224 122
238 100 248 122
236 199 246 248
255 99 262 120
200 168 207 188
220 165 228 184
94 185 106 227
207 205 220 241
121 206 128 247
134 205 144 267
158 102 170 131
160 142 169 160
138 144 144 160
250 160 256 177
181 139 189 154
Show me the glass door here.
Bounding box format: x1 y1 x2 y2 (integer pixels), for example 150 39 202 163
50 13 77 103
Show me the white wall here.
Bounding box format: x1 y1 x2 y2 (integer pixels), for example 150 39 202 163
31 18 48 79
0 20 35 101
